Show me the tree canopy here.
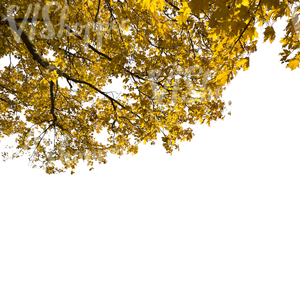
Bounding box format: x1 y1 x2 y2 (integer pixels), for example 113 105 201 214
0 0 299 174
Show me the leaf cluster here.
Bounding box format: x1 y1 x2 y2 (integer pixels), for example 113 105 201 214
0 0 299 173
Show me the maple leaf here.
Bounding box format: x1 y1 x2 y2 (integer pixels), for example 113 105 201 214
236 58 249 70
263 26 276 44
286 59 300 70
216 71 230 86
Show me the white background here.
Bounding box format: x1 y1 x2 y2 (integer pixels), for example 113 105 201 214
0 19 300 300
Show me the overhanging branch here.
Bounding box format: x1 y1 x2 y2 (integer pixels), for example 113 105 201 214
0 12 123 111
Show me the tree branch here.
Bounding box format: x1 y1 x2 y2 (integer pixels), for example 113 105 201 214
50 80 58 127
0 12 122 111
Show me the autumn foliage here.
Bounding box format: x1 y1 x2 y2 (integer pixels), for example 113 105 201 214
0 0 299 174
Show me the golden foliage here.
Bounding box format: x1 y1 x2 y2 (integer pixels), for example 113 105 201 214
0 0 299 173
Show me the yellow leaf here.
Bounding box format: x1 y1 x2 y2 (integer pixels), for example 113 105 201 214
236 58 249 69
263 26 276 44
287 59 300 70
176 1 191 24
242 0 250 6
189 0 206 14
216 71 229 86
